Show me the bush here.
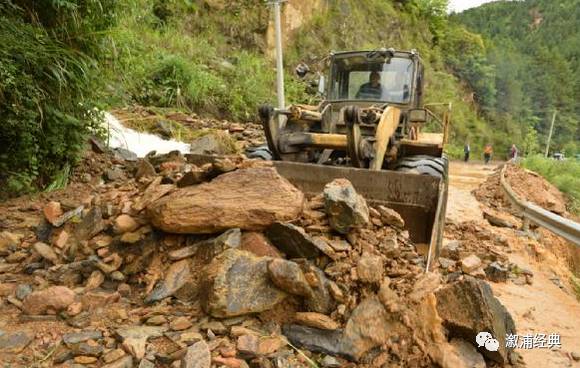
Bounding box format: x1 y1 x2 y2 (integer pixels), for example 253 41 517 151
223 52 314 121
0 1 116 198
134 55 225 110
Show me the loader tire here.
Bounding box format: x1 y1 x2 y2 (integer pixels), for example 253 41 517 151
245 145 273 161
393 155 448 179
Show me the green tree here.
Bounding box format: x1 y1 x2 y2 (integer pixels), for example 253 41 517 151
455 0 580 154
522 125 540 157
441 24 496 112
403 0 449 43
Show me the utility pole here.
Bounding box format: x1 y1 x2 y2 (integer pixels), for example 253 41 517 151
544 109 557 157
270 0 286 127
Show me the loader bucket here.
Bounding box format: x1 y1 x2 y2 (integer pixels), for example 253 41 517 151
185 155 447 271
272 161 447 270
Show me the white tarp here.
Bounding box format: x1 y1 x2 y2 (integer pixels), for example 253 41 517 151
104 112 190 157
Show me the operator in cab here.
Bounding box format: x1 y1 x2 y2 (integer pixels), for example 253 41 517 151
356 71 382 99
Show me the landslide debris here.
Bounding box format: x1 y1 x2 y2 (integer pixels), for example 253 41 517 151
474 164 568 216
0 142 519 367
470 163 579 286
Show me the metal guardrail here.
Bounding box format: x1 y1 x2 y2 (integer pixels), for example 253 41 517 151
500 165 580 246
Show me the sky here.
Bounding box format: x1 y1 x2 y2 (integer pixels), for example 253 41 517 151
447 0 497 13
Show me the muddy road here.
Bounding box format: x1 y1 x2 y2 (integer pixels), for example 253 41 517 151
446 161 580 368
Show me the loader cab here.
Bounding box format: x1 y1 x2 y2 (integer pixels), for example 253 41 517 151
324 49 423 108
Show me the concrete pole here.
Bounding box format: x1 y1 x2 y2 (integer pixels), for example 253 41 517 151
273 0 286 126
544 109 557 157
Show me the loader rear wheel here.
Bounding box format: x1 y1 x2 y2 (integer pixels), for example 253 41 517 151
393 155 448 179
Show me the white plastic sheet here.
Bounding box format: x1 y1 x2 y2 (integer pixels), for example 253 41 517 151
104 112 190 157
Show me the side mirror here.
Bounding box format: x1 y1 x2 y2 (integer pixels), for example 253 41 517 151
318 76 326 95
295 63 310 79
409 108 427 123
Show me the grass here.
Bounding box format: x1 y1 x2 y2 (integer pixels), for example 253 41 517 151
103 0 312 121
284 339 321 368
44 164 71 192
520 155 580 214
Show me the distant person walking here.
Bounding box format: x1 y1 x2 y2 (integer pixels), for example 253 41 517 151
464 142 471 162
509 144 518 162
484 144 493 164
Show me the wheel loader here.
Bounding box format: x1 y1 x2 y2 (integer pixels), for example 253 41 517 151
257 48 451 270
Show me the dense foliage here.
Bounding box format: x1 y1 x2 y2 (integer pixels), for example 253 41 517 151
0 0 116 196
453 0 580 157
6 0 575 198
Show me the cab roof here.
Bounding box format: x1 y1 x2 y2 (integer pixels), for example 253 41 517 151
330 49 421 60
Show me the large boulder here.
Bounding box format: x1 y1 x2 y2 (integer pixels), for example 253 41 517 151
435 277 516 364
201 249 287 318
267 259 312 297
148 167 304 234
182 340 211 368
75 208 104 240
482 208 517 229
0 332 33 354
0 231 21 256
299 261 334 314
356 253 384 284
323 179 369 234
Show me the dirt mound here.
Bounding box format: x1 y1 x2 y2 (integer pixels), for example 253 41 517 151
474 164 568 216
505 164 567 215
473 167 511 211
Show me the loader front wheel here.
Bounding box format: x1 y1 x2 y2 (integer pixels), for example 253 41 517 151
394 155 449 271
393 155 448 179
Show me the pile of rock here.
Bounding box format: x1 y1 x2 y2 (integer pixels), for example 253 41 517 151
441 222 534 286
0 146 518 367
